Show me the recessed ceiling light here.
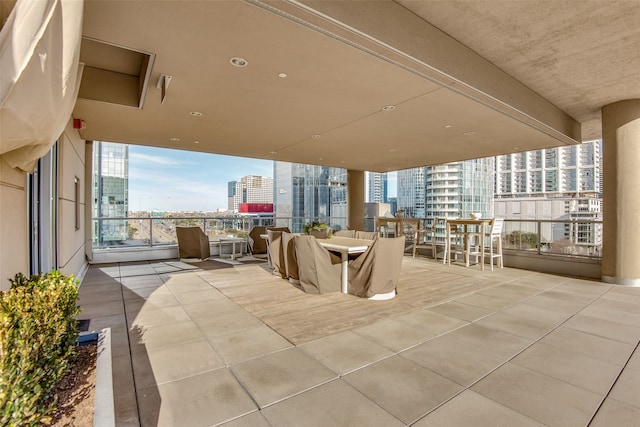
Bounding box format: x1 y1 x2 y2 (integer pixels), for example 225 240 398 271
464 131 475 136
388 148 397 152
444 125 452 128
318 157 323 161
230 57 248 67
278 72 288 78
169 137 180 142
513 147 519 151
382 105 396 111
269 151 278 155
194 141 200 144
311 134 321 139
190 111 202 117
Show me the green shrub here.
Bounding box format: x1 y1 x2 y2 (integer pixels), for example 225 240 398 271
0 271 81 426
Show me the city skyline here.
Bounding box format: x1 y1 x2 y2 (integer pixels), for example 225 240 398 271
128 145 274 212
127 143 398 212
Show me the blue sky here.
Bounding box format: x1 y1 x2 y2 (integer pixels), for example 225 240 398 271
128 144 397 212
128 145 273 212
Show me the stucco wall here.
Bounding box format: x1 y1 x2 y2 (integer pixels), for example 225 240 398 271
0 156 28 289
57 121 87 278
0 120 86 290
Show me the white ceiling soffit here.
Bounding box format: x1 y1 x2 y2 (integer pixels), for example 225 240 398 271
73 0 593 172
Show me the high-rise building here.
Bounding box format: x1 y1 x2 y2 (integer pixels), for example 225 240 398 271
274 162 347 232
365 172 388 203
397 167 426 218
397 158 495 219
494 141 603 255
494 140 601 198
227 175 274 212
92 141 129 245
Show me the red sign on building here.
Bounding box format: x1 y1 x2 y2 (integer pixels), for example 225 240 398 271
239 203 273 213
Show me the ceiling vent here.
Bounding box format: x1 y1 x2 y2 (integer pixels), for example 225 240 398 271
78 37 155 108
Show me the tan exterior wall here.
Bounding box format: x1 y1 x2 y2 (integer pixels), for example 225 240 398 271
0 120 86 290
57 121 87 278
0 156 29 289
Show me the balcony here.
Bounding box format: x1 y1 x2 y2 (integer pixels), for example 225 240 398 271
78 250 640 425
92 216 604 280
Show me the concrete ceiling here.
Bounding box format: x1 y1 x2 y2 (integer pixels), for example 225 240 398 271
73 0 640 172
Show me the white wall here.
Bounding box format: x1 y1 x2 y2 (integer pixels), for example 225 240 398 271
0 156 28 289
57 120 87 277
0 120 87 290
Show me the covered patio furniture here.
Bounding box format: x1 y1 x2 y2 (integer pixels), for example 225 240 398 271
348 236 405 300
355 231 379 240
294 235 342 294
282 231 300 284
334 230 356 238
248 226 268 255
267 229 289 278
176 226 211 260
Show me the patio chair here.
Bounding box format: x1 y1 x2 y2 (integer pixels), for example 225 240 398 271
267 229 289 278
485 218 505 270
348 236 405 300
355 231 379 240
176 226 211 260
293 235 342 294
282 231 300 284
247 225 268 255
413 218 447 263
334 230 356 238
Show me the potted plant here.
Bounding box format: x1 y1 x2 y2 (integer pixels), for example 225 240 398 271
303 221 332 239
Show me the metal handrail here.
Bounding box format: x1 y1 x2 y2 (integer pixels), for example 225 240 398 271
91 215 603 259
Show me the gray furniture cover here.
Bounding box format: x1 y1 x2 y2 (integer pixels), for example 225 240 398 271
355 231 379 240
248 226 268 255
267 229 288 278
348 236 405 298
282 231 300 283
176 226 211 260
334 230 356 238
294 235 342 294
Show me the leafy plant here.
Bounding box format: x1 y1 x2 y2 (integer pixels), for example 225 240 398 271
303 221 329 234
505 230 538 249
0 271 81 426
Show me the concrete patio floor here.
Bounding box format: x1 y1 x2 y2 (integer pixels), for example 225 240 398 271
77 255 640 426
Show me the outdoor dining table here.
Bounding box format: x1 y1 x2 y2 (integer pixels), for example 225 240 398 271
317 236 373 293
446 218 491 271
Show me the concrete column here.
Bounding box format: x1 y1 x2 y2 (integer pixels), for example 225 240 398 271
347 170 365 231
601 99 640 286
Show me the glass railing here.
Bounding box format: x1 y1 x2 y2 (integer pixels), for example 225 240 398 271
92 214 602 259
91 214 348 249
411 217 602 259
501 218 602 258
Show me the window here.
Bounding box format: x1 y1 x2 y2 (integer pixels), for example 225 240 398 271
75 177 80 230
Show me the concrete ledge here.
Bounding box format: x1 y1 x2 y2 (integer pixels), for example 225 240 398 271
90 240 247 264
504 251 601 280
94 328 115 427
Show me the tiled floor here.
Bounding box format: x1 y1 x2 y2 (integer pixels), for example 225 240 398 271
77 256 640 426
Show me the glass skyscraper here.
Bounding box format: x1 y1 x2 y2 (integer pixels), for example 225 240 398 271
366 172 388 203
397 158 494 219
92 141 129 245
274 162 347 232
